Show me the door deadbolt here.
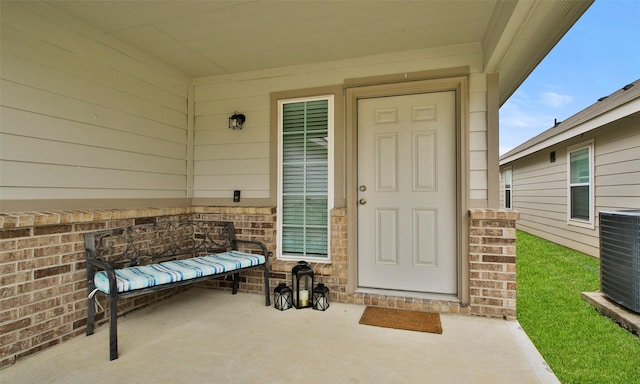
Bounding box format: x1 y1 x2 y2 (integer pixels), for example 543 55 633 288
359 185 367 192
359 199 367 205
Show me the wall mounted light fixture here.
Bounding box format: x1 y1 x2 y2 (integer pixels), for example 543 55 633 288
228 112 246 130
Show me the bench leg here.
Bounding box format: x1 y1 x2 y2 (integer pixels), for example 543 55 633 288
109 294 118 361
232 272 240 294
87 293 95 336
263 265 271 306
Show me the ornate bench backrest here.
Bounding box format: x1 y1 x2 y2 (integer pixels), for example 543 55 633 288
85 220 236 268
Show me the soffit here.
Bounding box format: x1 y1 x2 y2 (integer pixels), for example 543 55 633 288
43 0 495 77
38 0 590 102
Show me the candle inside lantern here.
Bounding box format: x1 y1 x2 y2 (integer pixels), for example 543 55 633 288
299 290 309 306
292 260 314 309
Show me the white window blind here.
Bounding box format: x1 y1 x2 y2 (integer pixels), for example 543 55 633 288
279 97 332 259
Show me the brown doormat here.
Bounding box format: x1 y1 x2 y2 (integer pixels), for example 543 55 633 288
359 306 442 334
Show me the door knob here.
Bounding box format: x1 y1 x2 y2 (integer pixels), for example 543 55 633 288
359 185 367 192
359 199 367 205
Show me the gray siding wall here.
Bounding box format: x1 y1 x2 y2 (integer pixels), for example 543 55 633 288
594 115 640 211
503 112 640 257
0 2 191 205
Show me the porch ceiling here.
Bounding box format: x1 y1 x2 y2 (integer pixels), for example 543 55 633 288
40 0 591 104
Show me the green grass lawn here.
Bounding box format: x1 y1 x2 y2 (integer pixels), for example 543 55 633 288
516 230 640 384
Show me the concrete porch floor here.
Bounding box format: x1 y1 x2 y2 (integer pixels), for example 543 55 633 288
1 288 559 384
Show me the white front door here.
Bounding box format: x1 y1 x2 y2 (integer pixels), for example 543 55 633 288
357 91 457 294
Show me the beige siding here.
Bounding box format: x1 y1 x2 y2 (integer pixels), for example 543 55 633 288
0 2 190 206
499 170 506 208
193 45 489 202
469 73 489 203
503 113 640 257
1 2 497 209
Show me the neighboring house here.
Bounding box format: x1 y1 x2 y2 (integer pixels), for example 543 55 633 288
0 1 592 366
500 79 640 257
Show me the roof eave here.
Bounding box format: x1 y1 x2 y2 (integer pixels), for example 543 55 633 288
499 97 640 166
483 0 593 105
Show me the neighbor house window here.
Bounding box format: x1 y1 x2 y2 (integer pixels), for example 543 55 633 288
278 96 333 260
567 142 593 226
504 167 513 209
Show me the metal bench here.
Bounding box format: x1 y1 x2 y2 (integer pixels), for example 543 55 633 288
84 220 270 360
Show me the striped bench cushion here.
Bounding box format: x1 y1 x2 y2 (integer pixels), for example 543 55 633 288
94 251 265 294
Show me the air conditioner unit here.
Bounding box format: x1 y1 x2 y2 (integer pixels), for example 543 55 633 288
599 210 640 313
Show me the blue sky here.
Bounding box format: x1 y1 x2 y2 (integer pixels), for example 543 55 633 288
499 0 640 155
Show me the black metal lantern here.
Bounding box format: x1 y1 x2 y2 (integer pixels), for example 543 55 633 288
228 111 245 130
292 261 314 309
312 283 330 311
274 283 292 311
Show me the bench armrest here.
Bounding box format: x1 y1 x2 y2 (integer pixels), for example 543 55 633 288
86 258 119 294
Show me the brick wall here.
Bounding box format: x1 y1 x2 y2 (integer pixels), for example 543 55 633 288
197 208 347 306
0 208 196 368
468 208 520 320
1 206 519 368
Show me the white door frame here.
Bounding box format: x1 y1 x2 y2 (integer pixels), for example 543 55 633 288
345 77 470 304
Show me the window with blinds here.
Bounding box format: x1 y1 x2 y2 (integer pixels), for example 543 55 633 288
568 143 593 224
504 168 512 209
278 96 333 260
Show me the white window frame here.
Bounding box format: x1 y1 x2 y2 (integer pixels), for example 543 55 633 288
277 95 334 262
503 167 513 209
566 140 594 228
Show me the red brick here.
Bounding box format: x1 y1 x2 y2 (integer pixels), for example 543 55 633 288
75 222 108 232
33 244 73 258
19 298 61 317
0 286 16 299
469 245 504 255
1 339 29 361
0 228 32 239
470 262 505 271
34 265 71 279
469 280 505 289
482 271 516 281
482 237 515 245
0 294 33 310
0 239 17 251
2 249 33 262
0 332 18 349
0 262 17 274
34 225 72 236
34 307 65 323
482 255 516 264
61 233 84 244
0 307 17 323
471 297 504 307
1 318 32 334
482 289 516 299
471 228 504 236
